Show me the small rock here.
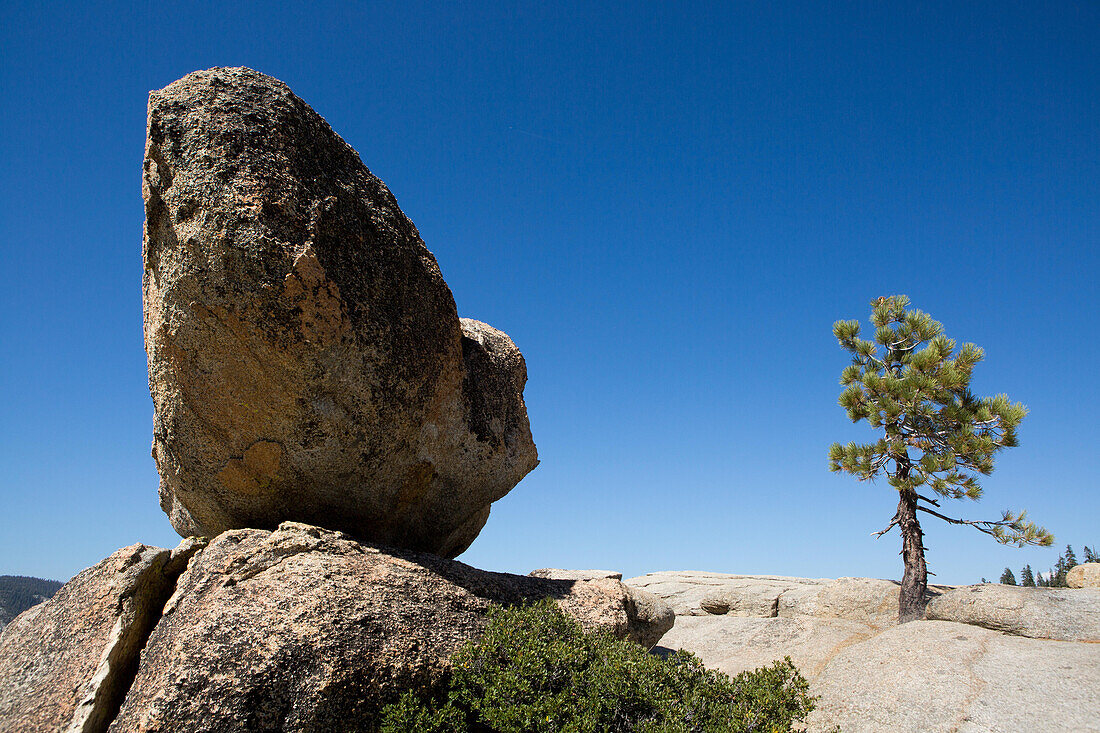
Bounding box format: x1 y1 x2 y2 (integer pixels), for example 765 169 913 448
624 571 827 617
1067 562 1100 589
699 586 782 617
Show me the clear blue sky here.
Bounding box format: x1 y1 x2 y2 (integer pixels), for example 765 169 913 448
2 1 1097 585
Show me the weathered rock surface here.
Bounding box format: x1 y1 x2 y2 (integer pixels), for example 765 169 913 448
780 576 948 627
654 615 876 679
0 524 670 732
0 540 202 733
1068 562 1100 588
805 620 1100 732
625 571 947 627
108 524 670 730
926 584 1100 641
529 568 623 581
625 571 829 617
143 67 537 556
699 581 790 617
631 571 1100 732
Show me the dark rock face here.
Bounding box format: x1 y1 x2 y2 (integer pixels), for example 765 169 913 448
0 540 202 733
0 525 673 732
143 67 537 556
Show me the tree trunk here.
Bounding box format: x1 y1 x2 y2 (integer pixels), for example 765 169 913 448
897 490 928 623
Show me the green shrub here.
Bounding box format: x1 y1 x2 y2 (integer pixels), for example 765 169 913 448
380 599 816 732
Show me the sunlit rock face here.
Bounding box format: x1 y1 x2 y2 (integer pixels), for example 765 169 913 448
143 67 537 556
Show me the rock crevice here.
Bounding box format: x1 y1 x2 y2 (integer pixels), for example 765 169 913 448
0 539 205 733
1 525 672 732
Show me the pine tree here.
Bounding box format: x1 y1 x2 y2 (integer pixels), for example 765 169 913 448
829 296 1053 622
1085 546 1098 564
1020 564 1035 587
999 568 1017 585
1048 545 1077 587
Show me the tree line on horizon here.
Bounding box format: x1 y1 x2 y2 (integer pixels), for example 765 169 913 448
0 575 63 627
982 544 1097 587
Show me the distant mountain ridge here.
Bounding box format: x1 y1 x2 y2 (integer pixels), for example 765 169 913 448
0 575 63 629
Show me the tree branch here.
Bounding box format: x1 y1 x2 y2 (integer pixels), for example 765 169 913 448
915 505 1015 539
871 512 901 538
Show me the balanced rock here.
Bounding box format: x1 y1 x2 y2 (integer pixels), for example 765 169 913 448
0 524 672 732
1067 562 1100 588
143 67 537 556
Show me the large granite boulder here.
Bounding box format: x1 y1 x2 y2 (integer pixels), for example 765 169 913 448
143 67 537 557
0 540 202 733
804 620 1100 732
0 524 671 732
1068 562 1100 588
926 584 1100 641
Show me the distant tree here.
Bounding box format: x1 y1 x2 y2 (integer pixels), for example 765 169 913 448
829 296 1053 622
1085 546 1099 564
1020 564 1036 587
1046 545 1078 587
999 568 1017 585
980 577 989 584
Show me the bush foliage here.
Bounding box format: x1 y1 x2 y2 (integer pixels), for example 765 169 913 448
380 599 816 733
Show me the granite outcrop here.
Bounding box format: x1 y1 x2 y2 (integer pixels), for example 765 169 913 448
1 524 671 732
624 571 1100 732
